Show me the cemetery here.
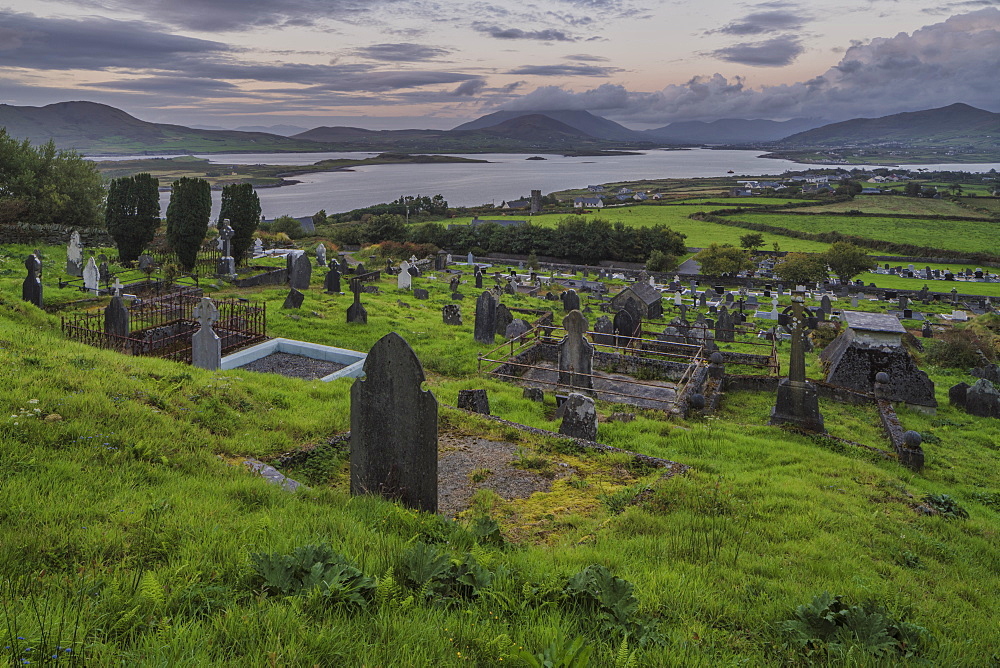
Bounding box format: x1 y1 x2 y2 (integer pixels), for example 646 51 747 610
2 216 999 664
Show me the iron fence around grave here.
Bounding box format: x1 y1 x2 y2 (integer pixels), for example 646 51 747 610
635 318 780 376
478 320 706 410
61 293 266 364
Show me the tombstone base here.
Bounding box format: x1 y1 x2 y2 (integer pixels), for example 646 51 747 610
769 379 825 432
347 302 368 324
216 257 236 277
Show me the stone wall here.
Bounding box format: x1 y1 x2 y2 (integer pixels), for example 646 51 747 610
232 267 288 288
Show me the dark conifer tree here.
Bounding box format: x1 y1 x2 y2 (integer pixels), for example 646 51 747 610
105 173 160 263
218 183 261 265
166 177 212 271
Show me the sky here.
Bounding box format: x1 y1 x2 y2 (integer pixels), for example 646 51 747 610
1 0 998 131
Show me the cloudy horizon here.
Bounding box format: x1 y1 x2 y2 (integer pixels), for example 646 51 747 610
0 1 997 131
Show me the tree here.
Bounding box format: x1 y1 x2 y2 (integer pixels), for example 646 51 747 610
646 249 678 273
362 213 407 244
218 183 262 264
312 209 328 228
904 181 922 197
693 244 749 276
166 177 212 271
270 215 304 238
105 173 160 263
740 233 765 253
824 242 873 283
774 252 828 286
0 130 104 227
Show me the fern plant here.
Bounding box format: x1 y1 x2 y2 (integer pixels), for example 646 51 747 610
250 544 374 609
399 542 494 604
513 635 593 668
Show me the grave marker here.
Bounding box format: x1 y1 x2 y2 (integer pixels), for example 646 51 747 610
559 310 593 391
191 298 222 371
21 254 43 308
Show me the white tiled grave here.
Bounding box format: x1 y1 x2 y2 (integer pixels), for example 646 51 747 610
221 338 366 381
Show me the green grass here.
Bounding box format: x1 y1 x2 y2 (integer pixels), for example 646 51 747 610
784 195 993 218
725 211 1000 256
2 242 1000 665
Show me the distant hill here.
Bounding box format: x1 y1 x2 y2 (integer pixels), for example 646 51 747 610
643 117 825 144
0 101 329 155
776 103 1000 148
453 109 644 141
474 114 591 141
234 124 310 136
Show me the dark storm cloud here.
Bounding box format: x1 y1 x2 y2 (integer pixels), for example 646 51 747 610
0 10 225 70
710 35 804 67
507 64 621 76
711 10 809 36
352 43 450 62
473 24 576 41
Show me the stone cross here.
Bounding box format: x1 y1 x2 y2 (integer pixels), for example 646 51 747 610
22 254 43 308
253 238 264 256
350 332 438 512
559 310 593 391
770 291 824 431
397 261 412 290
191 297 221 371
347 275 368 324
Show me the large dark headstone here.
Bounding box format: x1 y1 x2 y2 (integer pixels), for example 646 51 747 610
475 271 483 289
592 315 614 345
558 393 598 441
559 310 594 391
965 379 1000 418
350 333 438 512
287 250 312 290
495 303 513 336
715 306 735 342
282 288 304 309
971 364 1000 385
324 267 341 293
561 289 580 312
442 304 462 325
21 254 42 308
505 318 531 340
473 291 498 344
413 288 429 300
347 279 367 324
457 389 490 415
948 382 969 408
103 292 129 336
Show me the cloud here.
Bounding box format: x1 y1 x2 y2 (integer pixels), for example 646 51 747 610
711 10 809 36
473 24 575 41
507 64 621 76
710 35 804 67
80 77 244 96
352 43 449 62
0 10 225 70
453 78 487 96
495 9 1000 123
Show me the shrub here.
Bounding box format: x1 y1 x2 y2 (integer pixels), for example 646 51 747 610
250 544 374 608
269 215 304 239
924 326 996 368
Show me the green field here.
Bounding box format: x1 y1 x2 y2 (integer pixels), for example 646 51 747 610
724 211 1000 256
2 238 1000 665
784 195 992 218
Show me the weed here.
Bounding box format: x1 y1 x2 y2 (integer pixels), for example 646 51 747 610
250 544 374 609
514 636 593 668
469 468 492 483
922 493 969 519
562 564 662 646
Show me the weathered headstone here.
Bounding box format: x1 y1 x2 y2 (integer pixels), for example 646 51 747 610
948 382 969 408
770 291 824 432
138 254 154 273
282 288 304 309
253 238 264 256
593 315 614 345
21 254 43 308
505 318 531 340
715 306 735 342
83 257 100 294
523 387 544 402
559 310 593 391
66 231 83 277
288 250 312 290
457 389 490 415
103 291 129 336
474 291 498 344
347 278 368 324
98 260 110 285
413 288 429 300
191 298 221 371
316 243 327 266
442 303 462 325
350 332 438 512
495 303 513 336
561 289 580 312
970 364 1000 385
558 393 598 441
216 222 236 276
324 267 341 293
449 275 461 293
965 379 1000 418
467 252 474 265
475 270 483 289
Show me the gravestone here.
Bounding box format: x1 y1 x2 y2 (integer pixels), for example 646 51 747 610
98 260 110 285
350 332 438 512
138 254 154 273
287 250 311 289
191 298 222 371
475 270 483 289
474 291 498 344
324 267 341 293
103 291 129 336
495 303 513 336
451 292 465 300
457 389 490 415
971 364 1000 384
715 306 735 342
66 231 83 276
921 322 933 338
523 387 544 402
558 393 598 441
347 278 368 324
282 288 304 309
562 289 580 312
21 254 43 308
467 252 474 265
770 291 824 432
613 306 638 347
505 318 530 340
397 261 412 290
449 275 461 293
354 262 365 275
434 251 446 271
559 310 594 391
948 382 969 408
965 379 1000 418
216 222 236 276
442 303 462 325
593 315 614 345
316 243 327 266
820 295 832 312
83 257 100 294
340 254 350 273
253 238 264 256
413 288 429 300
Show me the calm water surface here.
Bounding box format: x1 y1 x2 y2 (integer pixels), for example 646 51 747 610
98 149 1000 219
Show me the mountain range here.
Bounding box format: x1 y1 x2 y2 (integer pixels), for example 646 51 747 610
0 100 997 158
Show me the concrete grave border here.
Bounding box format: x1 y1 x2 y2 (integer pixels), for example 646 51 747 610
221 337 366 381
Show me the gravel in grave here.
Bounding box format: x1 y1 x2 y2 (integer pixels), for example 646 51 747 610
437 433 574 518
238 352 347 380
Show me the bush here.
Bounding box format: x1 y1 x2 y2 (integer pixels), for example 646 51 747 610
924 326 996 368
269 215 304 239
646 249 678 273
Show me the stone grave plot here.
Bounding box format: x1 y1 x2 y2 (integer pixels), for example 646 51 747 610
222 337 366 381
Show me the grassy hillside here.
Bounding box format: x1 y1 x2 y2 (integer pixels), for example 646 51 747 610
2 240 999 665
